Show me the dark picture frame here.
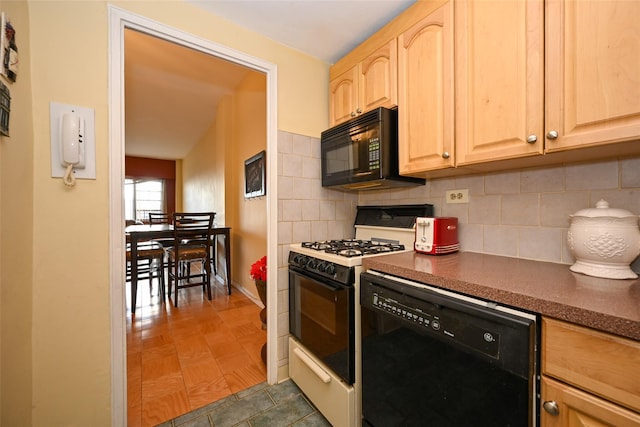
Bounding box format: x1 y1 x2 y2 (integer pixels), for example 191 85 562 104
244 150 266 198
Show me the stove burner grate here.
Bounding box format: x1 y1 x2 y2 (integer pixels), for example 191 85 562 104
338 249 364 257
301 241 333 251
301 239 406 257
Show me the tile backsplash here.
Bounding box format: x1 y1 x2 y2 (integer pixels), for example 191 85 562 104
277 130 640 268
360 156 640 268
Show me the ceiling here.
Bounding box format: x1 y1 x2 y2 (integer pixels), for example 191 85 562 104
125 30 253 159
124 0 416 160
187 0 416 64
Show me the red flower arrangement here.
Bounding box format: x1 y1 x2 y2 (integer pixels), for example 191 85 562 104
250 256 267 282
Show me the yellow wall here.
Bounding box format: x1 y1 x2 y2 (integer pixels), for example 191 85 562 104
213 95 232 225
232 73 268 301
183 70 267 301
0 1 33 425
182 107 226 214
29 2 112 424
5 0 328 425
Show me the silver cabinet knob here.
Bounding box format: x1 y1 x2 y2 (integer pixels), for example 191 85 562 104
526 135 537 144
356 108 362 114
350 112 357 117
546 130 559 140
543 400 560 416
442 151 450 159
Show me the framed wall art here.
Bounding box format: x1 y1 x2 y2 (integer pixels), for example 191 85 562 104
1 13 17 83
244 150 266 199
0 13 6 80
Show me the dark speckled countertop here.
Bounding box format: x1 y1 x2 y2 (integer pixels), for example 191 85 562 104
362 251 640 341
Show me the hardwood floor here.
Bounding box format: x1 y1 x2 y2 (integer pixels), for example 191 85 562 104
126 276 267 427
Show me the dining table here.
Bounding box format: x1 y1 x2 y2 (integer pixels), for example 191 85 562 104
125 223 231 314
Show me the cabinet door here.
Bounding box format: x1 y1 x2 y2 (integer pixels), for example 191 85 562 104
545 0 640 152
329 66 358 126
455 0 544 165
359 39 398 113
542 317 640 413
398 1 454 175
541 376 640 427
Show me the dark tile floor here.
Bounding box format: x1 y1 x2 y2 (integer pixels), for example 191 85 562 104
157 379 332 427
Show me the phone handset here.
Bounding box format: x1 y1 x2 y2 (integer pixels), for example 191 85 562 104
60 112 85 187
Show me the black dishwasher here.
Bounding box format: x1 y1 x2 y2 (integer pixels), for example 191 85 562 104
360 271 539 427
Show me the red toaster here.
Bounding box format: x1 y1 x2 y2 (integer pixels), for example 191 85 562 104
414 217 460 255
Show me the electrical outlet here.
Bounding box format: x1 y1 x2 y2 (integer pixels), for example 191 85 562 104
445 189 469 204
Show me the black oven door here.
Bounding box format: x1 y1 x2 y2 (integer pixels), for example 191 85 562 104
289 266 355 385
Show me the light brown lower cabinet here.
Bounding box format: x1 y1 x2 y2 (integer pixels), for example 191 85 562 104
541 317 640 426
541 376 640 427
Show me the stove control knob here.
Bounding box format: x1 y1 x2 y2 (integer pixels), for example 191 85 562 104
307 259 317 269
325 264 336 275
316 262 326 272
293 254 306 266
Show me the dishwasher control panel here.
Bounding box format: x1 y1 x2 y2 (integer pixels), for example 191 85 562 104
369 288 500 359
360 271 537 380
372 291 439 330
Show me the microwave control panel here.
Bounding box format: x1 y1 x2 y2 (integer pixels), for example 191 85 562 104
368 137 380 170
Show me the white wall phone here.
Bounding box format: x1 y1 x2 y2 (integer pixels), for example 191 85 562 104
50 102 96 186
61 112 85 186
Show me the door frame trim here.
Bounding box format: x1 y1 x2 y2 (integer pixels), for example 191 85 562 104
108 6 278 425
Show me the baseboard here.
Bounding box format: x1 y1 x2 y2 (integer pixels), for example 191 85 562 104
214 274 263 307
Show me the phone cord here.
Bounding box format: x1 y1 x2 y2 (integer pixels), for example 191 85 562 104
63 164 76 187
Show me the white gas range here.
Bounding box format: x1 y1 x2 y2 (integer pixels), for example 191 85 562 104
289 224 418 267
288 205 433 427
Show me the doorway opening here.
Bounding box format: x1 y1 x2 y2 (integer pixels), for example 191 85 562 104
109 6 278 425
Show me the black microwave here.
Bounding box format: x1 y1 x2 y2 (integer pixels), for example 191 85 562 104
321 107 425 191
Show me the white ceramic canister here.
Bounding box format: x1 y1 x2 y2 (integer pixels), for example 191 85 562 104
567 199 640 279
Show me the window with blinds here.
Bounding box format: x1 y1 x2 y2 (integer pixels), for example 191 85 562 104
124 178 165 222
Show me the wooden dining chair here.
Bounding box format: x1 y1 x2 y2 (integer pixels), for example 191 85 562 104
180 212 217 277
148 212 172 225
147 211 175 250
126 241 166 304
166 212 215 307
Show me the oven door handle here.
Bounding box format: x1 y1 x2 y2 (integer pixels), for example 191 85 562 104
293 347 332 384
289 267 351 291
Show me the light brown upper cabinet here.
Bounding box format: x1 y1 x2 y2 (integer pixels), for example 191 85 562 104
398 2 454 174
545 0 640 152
456 0 640 165
455 0 544 166
329 40 398 127
331 0 640 179
329 67 358 126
